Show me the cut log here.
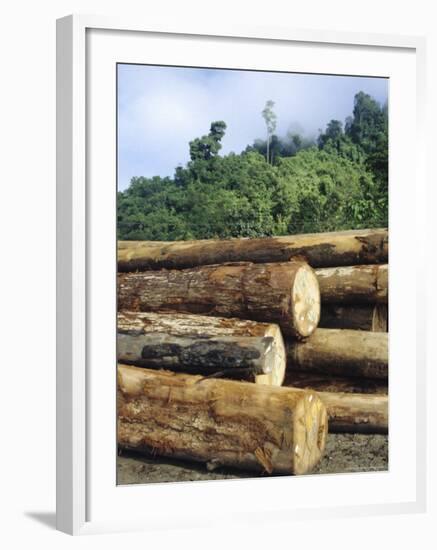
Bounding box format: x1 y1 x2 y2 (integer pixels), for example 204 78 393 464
118 228 388 271
118 311 286 386
286 329 388 380
284 371 388 394
118 261 320 339
316 392 388 434
117 364 328 475
319 304 388 332
315 264 388 304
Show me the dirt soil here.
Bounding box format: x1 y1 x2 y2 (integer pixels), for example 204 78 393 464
117 433 388 485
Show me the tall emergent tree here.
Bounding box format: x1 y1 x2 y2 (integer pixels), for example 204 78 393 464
262 100 277 164
117 90 388 241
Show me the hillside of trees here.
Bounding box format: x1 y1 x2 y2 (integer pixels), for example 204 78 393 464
117 91 388 241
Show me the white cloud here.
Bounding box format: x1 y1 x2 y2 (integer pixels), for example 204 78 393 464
118 65 388 189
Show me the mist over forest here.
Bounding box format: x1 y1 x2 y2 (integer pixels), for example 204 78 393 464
117 91 388 241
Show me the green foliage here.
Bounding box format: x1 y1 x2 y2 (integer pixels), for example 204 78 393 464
118 91 388 241
189 121 227 161
344 92 388 189
317 120 364 165
246 131 315 161
317 120 343 148
316 92 388 221
275 148 385 233
117 177 191 240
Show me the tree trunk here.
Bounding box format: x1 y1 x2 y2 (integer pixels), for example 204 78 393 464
315 264 388 304
117 364 328 475
284 371 388 394
118 261 320 339
319 304 388 332
316 392 388 434
286 329 388 380
118 311 286 386
118 228 388 271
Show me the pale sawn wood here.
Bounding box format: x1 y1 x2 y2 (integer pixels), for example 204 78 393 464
117 364 328 475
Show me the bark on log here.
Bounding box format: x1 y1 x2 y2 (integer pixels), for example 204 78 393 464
117 364 328 475
319 304 388 332
118 262 320 339
316 392 388 434
284 371 388 394
118 311 286 386
286 329 388 380
118 228 388 271
315 264 388 304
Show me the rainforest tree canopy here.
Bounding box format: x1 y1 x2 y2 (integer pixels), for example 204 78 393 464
117 91 388 241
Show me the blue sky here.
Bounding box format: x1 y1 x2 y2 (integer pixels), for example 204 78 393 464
117 64 388 190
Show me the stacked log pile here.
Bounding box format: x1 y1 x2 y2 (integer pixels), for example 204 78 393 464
118 261 321 338
315 264 388 332
117 228 389 475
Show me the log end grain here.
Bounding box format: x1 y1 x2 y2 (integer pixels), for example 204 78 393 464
118 261 321 341
117 365 327 475
291 391 328 475
254 323 286 387
289 263 321 339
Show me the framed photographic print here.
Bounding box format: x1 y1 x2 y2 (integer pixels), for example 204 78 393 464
56 15 427 535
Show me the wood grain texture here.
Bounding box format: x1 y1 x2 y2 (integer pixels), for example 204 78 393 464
118 228 388 271
316 391 388 434
118 311 286 386
315 264 388 304
286 329 388 380
118 261 320 339
117 364 328 475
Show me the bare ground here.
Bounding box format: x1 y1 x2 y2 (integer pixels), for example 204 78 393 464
117 433 388 485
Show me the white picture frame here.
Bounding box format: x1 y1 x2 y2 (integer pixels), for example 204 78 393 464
56 14 427 535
